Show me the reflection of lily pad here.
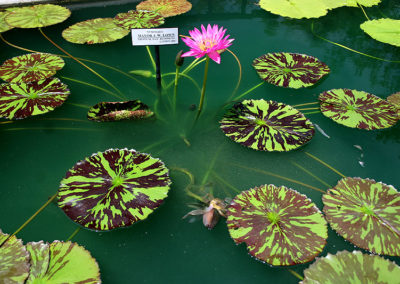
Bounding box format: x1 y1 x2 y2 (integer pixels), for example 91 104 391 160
0 11 14 33
323 177 400 256
114 10 164 29
227 184 327 266
0 78 70 120
62 18 130 44
319 89 399 130
0 53 65 83
360 19 400 47
259 0 328 19
252 52 330 88
136 0 192 17
58 148 171 231
87 100 154 122
220 99 315 152
301 250 400 283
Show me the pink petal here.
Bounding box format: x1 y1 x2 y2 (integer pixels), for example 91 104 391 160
207 51 221 64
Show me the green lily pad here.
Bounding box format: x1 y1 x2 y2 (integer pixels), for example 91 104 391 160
62 18 130 44
252 52 330 89
323 0 381 8
26 241 50 282
114 10 164 29
58 148 172 231
87 100 154 122
259 0 328 19
4 4 71 28
323 177 400 256
360 19 400 47
0 11 13 33
136 0 192 17
301 250 400 283
220 99 315 152
0 53 65 83
227 184 327 266
319 89 399 130
0 78 70 120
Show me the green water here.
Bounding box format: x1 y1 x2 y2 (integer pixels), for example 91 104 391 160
0 0 399 283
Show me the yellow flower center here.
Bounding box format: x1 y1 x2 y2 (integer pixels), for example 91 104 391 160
199 39 215 51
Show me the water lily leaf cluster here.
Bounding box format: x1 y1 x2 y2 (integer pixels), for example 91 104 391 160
360 19 400 47
87 100 154 121
136 0 192 17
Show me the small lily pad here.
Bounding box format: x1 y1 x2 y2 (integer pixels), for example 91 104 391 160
114 10 164 29
252 52 330 88
0 53 65 83
227 184 327 266
87 100 154 122
220 99 315 152
58 148 172 231
136 0 192 17
323 177 400 256
360 19 400 47
0 11 14 33
259 0 328 19
319 89 399 130
0 78 70 120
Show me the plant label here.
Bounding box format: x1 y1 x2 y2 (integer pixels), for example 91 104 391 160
131 28 179 46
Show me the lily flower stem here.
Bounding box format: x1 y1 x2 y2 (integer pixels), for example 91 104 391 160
196 56 210 120
146 45 157 72
226 48 242 100
173 65 181 114
66 227 81 241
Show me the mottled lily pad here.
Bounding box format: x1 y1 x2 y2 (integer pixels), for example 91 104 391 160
26 241 50 282
0 53 65 83
220 99 315 152
136 0 192 17
259 0 328 19
388 92 400 115
301 250 400 284
0 78 70 120
360 19 400 47
87 100 154 122
319 89 399 130
58 148 171 231
323 177 400 256
0 11 14 33
62 18 130 44
252 52 330 88
227 184 327 266
114 10 164 29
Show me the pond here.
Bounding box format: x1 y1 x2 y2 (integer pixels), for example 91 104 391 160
0 0 399 283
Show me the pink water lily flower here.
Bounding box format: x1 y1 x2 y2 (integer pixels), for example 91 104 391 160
181 24 234 64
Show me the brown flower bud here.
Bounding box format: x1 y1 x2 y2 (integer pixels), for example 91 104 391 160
175 50 184 67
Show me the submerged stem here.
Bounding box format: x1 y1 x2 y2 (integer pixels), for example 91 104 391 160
297 107 320 111
146 45 157 72
302 110 321 115
226 48 242 99
66 227 81 241
162 73 201 94
358 3 370 21
292 101 319 108
291 161 331 189
196 56 210 120
171 167 204 202
288 269 304 281
61 76 121 99
212 172 240 193
173 66 180 113
304 152 346 178
232 81 264 102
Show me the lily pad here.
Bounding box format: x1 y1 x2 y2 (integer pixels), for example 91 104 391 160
0 78 70 120
360 19 400 47
227 184 327 266
323 177 400 256
0 11 13 33
301 250 400 283
252 52 330 89
4 4 71 28
136 0 192 17
87 100 154 122
0 53 65 83
323 0 381 8
26 241 49 282
220 99 315 152
62 18 130 44
259 0 328 19
388 92 400 115
58 148 171 231
319 89 399 130
114 10 164 29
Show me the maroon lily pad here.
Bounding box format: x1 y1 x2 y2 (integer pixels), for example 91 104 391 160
87 100 154 122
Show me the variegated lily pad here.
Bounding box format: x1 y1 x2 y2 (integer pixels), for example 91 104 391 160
136 0 192 17
388 92 400 115
227 185 327 266
58 148 171 231
360 19 400 47
323 177 400 256
301 250 400 284
114 10 164 29
26 241 50 282
220 99 315 152
87 100 154 122
0 53 65 83
62 18 130 44
0 11 14 33
319 89 399 130
0 78 70 120
252 52 330 88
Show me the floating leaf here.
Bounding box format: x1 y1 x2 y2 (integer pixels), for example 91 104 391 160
114 10 164 29
26 241 50 282
0 77 70 120
301 250 400 283
58 148 171 231
323 177 400 256
4 4 71 28
319 89 399 130
388 92 400 115
87 100 154 122
0 11 13 33
259 0 328 19
252 52 330 89
136 0 192 17
62 18 130 44
0 53 65 83
227 184 327 266
360 19 400 47
220 99 315 152
323 0 381 8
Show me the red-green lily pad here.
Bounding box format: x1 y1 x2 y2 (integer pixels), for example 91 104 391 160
319 89 399 130
0 78 70 120
87 100 154 122
136 0 192 17
4 4 71 28
220 99 315 152
26 241 49 282
323 177 400 256
227 184 327 266
57 148 172 231
387 92 400 115
62 18 130 44
0 11 14 33
0 53 65 83
301 250 400 283
114 10 165 29
252 52 330 88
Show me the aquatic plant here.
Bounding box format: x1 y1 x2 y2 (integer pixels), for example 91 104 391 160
136 0 192 18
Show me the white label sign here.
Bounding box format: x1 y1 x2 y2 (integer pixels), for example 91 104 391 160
131 28 179 46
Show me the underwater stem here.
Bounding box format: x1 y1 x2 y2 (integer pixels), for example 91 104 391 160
291 161 332 189
226 48 242 99
196 56 210 120
66 227 81 241
302 110 321 115
171 167 204 202
297 107 320 111
304 152 346 178
162 73 201 94
212 172 240 193
173 65 180 113
292 101 319 108
146 45 157 72
61 76 121 99
232 81 264 102
288 269 304 281
358 3 370 21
